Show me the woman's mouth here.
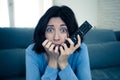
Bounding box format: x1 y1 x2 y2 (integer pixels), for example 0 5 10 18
54 44 61 46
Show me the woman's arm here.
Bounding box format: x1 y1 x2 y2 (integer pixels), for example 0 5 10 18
41 66 58 80
58 43 92 80
58 64 78 80
58 35 81 80
26 45 58 80
26 49 41 80
76 43 92 80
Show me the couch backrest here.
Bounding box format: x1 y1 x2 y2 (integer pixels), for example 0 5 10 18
0 28 34 79
0 28 34 49
84 29 120 69
0 28 120 77
0 49 25 79
84 29 117 44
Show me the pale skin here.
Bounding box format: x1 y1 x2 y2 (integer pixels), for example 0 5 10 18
42 17 81 70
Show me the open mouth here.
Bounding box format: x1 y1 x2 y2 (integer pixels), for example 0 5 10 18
53 44 61 50
54 44 61 46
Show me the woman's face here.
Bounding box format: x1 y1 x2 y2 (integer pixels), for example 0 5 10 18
45 17 68 46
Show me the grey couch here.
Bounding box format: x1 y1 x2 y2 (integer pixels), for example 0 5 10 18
84 29 120 80
0 28 120 80
0 28 34 80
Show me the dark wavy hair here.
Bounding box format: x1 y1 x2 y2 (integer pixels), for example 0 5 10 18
33 5 83 53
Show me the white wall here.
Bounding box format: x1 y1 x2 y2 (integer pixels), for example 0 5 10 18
14 0 53 28
54 0 120 31
14 0 42 27
0 0 53 28
98 0 120 31
0 0 9 27
53 0 98 27
1 0 119 30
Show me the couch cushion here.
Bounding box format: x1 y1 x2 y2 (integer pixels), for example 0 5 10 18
91 67 120 80
0 28 34 49
87 42 120 69
0 49 25 79
84 29 117 44
2 77 25 80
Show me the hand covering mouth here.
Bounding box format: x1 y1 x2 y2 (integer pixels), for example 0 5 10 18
54 44 61 47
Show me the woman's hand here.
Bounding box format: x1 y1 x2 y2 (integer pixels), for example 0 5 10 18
42 40 59 69
42 35 81 69
58 35 81 69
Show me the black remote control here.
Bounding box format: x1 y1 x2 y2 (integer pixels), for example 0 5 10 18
65 21 92 47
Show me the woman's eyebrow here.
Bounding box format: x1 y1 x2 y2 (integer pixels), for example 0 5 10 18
60 24 66 27
47 25 54 27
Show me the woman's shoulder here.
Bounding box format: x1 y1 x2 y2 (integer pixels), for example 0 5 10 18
26 43 35 51
80 42 87 49
26 43 45 60
26 43 41 56
26 43 46 68
26 43 35 55
75 42 87 53
26 43 36 56
68 43 88 65
72 43 88 57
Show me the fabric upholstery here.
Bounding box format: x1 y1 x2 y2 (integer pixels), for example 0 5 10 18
84 29 117 44
0 28 34 49
91 67 120 80
0 28 120 80
0 49 25 79
87 42 120 69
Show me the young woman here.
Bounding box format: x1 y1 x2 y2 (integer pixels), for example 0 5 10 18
26 5 91 80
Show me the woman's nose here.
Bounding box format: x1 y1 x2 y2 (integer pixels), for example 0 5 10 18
53 32 60 41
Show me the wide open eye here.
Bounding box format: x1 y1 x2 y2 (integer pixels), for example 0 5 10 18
46 27 54 33
60 28 68 33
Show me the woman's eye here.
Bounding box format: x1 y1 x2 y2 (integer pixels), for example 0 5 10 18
46 28 54 33
60 28 68 33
